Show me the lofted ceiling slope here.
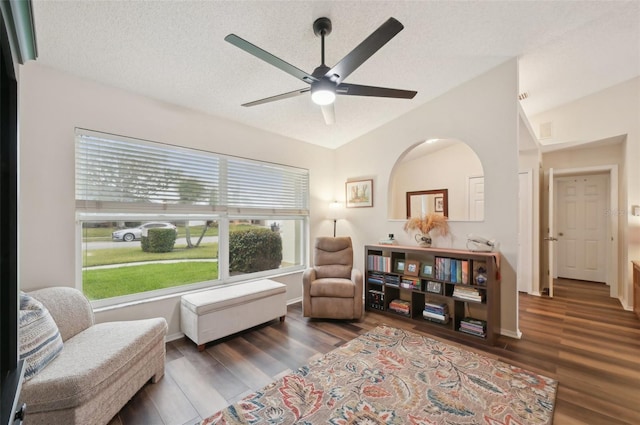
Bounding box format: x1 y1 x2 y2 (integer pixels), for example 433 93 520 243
31 1 640 149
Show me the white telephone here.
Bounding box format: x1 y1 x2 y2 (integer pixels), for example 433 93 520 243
466 234 496 252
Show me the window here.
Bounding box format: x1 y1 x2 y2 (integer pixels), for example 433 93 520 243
76 129 309 306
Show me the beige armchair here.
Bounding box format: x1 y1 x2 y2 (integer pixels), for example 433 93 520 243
302 236 363 319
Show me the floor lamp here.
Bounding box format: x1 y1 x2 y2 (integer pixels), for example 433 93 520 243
328 201 344 237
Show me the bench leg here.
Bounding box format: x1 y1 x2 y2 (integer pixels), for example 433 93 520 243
279 315 285 322
197 344 205 352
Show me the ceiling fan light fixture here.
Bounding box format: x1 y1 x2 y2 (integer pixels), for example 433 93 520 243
311 81 336 105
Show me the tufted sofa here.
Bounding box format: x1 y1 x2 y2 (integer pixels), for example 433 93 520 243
19 287 167 425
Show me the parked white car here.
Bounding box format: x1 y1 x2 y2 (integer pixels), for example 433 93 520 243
112 222 177 242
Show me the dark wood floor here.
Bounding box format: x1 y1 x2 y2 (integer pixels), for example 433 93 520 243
110 279 640 425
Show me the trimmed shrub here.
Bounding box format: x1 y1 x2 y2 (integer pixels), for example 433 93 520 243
229 227 282 273
141 228 176 253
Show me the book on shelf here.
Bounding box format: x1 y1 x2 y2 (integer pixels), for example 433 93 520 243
423 301 449 323
461 260 469 284
385 275 400 287
389 299 411 316
450 259 457 282
424 302 448 314
367 254 393 273
452 286 484 302
367 272 385 285
459 317 487 337
422 310 449 324
434 257 469 284
443 258 451 281
400 277 420 289
368 289 385 310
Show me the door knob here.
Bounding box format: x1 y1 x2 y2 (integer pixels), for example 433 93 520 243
558 232 563 236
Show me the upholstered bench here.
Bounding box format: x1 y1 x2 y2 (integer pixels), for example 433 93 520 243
180 279 287 351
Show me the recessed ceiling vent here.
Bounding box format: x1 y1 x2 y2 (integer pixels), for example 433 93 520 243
539 121 553 139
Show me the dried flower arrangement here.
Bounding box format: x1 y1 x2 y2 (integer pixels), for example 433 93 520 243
403 213 449 237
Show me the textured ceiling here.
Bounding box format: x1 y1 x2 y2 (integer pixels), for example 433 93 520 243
31 1 640 149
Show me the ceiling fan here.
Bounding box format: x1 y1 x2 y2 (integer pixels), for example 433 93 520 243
224 17 417 125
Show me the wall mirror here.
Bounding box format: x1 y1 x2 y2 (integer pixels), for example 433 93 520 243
406 189 448 218
389 139 484 221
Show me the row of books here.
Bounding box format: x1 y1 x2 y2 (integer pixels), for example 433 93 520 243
389 299 411 316
434 257 469 283
459 317 486 338
385 275 400 287
367 272 385 285
422 302 449 324
367 255 392 273
368 289 385 310
452 286 484 302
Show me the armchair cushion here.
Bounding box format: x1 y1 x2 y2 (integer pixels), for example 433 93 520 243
313 237 353 279
309 278 355 298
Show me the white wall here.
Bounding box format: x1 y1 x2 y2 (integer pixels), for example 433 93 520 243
18 62 335 337
334 60 521 337
390 142 484 220
530 77 639 309
18 60 526 338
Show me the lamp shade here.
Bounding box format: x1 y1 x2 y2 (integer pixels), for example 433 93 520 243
328 201 344 220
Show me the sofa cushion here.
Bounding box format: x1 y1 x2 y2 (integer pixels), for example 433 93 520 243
19 292 64 380
309 278 355 298
19 317 167 412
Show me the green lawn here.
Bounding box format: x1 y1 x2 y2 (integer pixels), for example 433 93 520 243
83 262 218 300
82 223 264 299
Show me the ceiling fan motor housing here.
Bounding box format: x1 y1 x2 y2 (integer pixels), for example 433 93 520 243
313 17 332 37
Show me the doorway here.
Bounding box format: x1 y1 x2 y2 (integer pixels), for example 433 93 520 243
555 174 608 282
546 165 618 298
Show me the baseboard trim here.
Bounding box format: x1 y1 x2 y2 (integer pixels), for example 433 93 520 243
287 296 302 305
166 332 185 342
501 328 522 339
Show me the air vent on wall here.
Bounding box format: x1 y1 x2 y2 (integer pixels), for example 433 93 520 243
539 121 553 139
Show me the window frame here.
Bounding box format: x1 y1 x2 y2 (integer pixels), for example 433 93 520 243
75 129 309 308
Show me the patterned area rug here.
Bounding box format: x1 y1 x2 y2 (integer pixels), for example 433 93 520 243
202 325 557 425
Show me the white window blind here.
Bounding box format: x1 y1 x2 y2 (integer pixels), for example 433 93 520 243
75 129 309 215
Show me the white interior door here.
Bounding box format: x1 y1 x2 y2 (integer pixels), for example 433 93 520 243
468 176 485 220
556 174 607 282
518 171 533 293
547 168 555 298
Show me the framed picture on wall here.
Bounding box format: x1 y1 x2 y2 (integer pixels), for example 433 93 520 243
346 179 373 208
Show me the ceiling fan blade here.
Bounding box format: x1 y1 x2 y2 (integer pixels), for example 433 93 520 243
325 17 404 84
320 104 335 125
337 83 416 99
242 88 310 107
225 34 317 84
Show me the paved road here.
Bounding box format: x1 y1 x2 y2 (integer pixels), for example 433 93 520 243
85 236 218 250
